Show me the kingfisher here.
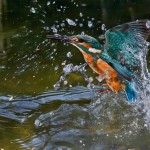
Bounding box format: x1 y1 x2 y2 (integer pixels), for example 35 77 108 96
47 19 150 102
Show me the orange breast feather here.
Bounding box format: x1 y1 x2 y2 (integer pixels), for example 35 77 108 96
96 59 122 93
81 52 105 77
81 52 122 93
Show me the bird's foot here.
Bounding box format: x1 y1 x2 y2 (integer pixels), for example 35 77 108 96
102 83 108 86
97 88 110 93
96 84 110 93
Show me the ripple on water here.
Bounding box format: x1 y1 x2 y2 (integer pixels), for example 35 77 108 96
20 97 150 149
0 86 92 123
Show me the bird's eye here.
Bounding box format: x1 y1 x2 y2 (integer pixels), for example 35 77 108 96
78 39 84 43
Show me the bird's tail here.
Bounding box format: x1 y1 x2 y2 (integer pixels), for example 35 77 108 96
124 81 136 102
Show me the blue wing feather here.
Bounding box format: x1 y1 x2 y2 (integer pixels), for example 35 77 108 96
104 19 150 70
124 81 136 102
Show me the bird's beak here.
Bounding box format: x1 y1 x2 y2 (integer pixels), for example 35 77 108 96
47 34 72 43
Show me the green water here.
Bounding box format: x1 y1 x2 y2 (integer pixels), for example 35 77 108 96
0 0 150 149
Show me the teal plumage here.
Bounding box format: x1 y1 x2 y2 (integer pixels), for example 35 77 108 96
100 20 150 102
124 81 136 102
104 20 150 71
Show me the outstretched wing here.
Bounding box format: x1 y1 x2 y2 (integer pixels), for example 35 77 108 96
104 19 150 70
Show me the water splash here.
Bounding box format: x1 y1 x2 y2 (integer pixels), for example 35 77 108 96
138 77 150 127
53 37 150 129
53 63 94 90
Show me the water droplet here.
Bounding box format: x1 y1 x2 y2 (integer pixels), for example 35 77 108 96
146 20 150 28
54 66 58 71
63 64 73 73
66 18 77 26
30 7 36 13
34 119 42 127
43 26 50 31
88 21 93 28
61 23 65 27
47 1 50 6
0 66 5 69
81 31 85 35
57 9 61 12
79 23 83 27
80 119 85 125
64 80 68 85
99 35 105 40
49 111 54 116
51 43 55 47
89 77 93 82
129 130 132 134
40 19 45 24
81 3 87 7
96 76 104 82
79 140 83 143
50 56 54 59
62 61 66 66
54 83 60 90
66 52 73 58
51 25 57 33
56 25 60 28
147 42 150 47
9 96 13 101
101 24 106 31
144 123 148 127
79 12 83 17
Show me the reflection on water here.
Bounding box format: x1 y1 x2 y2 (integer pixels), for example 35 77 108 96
0 0 7 28
16 91 150 149
0 86 92 122
0 0 150 149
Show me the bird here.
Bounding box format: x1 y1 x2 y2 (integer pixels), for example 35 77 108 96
47 19 150 102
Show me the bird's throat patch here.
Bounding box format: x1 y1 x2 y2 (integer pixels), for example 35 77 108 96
88 48 102 54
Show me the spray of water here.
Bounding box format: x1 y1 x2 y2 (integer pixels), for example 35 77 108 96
53 41 150 129
53 63 94 90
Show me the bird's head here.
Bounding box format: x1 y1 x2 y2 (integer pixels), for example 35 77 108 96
47 34 103 54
